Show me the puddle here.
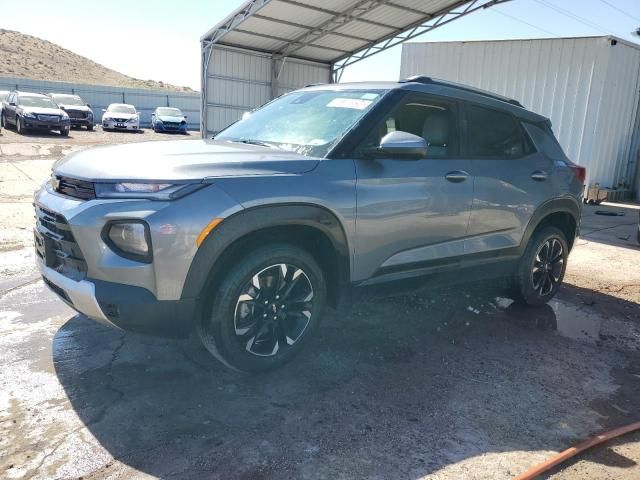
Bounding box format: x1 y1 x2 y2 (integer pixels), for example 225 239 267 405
493 297 602 344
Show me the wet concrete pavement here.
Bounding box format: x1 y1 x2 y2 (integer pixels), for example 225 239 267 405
1 130 640 479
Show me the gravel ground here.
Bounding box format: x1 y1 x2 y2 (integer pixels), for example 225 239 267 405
1 128 639 479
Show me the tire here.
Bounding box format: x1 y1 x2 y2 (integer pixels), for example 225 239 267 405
513 226 568 306
197 243 326 372
60 126 70 136
0 112 5 128
87 124 94 131
16 116 24 134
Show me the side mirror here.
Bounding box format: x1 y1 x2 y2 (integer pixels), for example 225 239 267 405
86 104 91 108
184 115 187 119
376 131 427 158
60 106 66 110
9 102 16 106
151 113 155 117
102 108 106 113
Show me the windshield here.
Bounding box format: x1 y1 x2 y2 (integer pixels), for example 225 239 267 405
156 107 183 117
51 94 85 106
215 89 386 157
108 105 136 114
19 96 59 109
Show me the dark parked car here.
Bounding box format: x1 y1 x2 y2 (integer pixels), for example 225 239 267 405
35 76 585 372
2 91 70 136
151 107 188 134
0 90 10 133
48 93 94 130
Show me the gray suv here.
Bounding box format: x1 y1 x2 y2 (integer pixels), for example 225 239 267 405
34 76 585 372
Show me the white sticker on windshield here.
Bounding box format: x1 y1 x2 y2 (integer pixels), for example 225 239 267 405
361 93 379 100
327 98 372 110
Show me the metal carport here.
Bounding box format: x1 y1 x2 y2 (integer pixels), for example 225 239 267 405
200 0 509 137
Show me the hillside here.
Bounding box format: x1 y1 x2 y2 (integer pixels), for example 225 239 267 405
0 29 195 92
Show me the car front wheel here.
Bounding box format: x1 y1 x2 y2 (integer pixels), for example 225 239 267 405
16 117 24 134
513 226 568 305
198 243 326 372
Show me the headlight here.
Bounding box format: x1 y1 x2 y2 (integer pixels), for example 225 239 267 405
22 111 36 119
128 116 139 123
155 118 163 124
103 221 151 262
94 182 204 200
61 112 69 120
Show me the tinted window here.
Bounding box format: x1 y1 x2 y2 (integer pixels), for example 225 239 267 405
360 94 459 158
467 105 533 158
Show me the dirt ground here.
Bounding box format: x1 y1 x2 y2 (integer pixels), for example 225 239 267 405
1 127 639 480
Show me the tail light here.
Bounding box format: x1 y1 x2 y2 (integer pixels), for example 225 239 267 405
568 163 586 184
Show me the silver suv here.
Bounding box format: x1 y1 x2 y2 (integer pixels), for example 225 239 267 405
34 77 585 372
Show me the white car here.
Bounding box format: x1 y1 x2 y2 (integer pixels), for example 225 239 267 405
102 103 140 131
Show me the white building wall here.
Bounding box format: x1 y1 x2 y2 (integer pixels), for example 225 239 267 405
401 37 640 195
203 45 330 136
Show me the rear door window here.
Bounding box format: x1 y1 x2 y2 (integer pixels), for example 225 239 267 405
466 104 534 158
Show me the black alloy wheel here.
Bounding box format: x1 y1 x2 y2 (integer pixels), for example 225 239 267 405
513 226 568 305
198 243 326 372
234 263 314 357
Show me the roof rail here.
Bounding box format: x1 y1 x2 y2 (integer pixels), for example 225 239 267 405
400 75 523 108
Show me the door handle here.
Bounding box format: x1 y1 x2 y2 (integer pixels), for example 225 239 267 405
445 171 469 183
531 170 548 182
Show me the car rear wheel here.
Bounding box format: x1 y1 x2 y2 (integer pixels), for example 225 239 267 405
513 226 568 306
0 112 5 127
197 243 326 372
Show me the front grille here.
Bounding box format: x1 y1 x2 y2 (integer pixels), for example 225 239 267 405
112 117 128 123
37 114 60 122
67 110 87 119
55 176 96 200
35 205 87 281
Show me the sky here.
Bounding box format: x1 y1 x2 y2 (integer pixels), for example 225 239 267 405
1 0 640 90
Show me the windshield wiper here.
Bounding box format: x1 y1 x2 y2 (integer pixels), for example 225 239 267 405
227 138 281 150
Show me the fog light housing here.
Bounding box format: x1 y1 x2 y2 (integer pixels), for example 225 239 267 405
103 221 152 262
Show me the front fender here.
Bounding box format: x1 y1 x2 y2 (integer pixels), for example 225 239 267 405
180 203 350 300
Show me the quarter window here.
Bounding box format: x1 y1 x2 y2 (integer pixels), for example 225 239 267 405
467 105 533 158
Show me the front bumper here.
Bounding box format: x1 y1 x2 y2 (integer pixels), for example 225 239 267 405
39 260 196 337
102 119 139 130
154 122 188 133
33 180 241 337
23 117 70 129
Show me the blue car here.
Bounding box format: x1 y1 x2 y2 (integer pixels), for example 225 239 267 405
151 107 188 134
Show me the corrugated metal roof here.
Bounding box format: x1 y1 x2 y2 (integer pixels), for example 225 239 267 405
201 0 486 64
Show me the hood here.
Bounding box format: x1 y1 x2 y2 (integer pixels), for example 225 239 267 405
21 106 64 116
157 115 186 122
60 104 92 112
53 139 321 182
103 111 137 119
